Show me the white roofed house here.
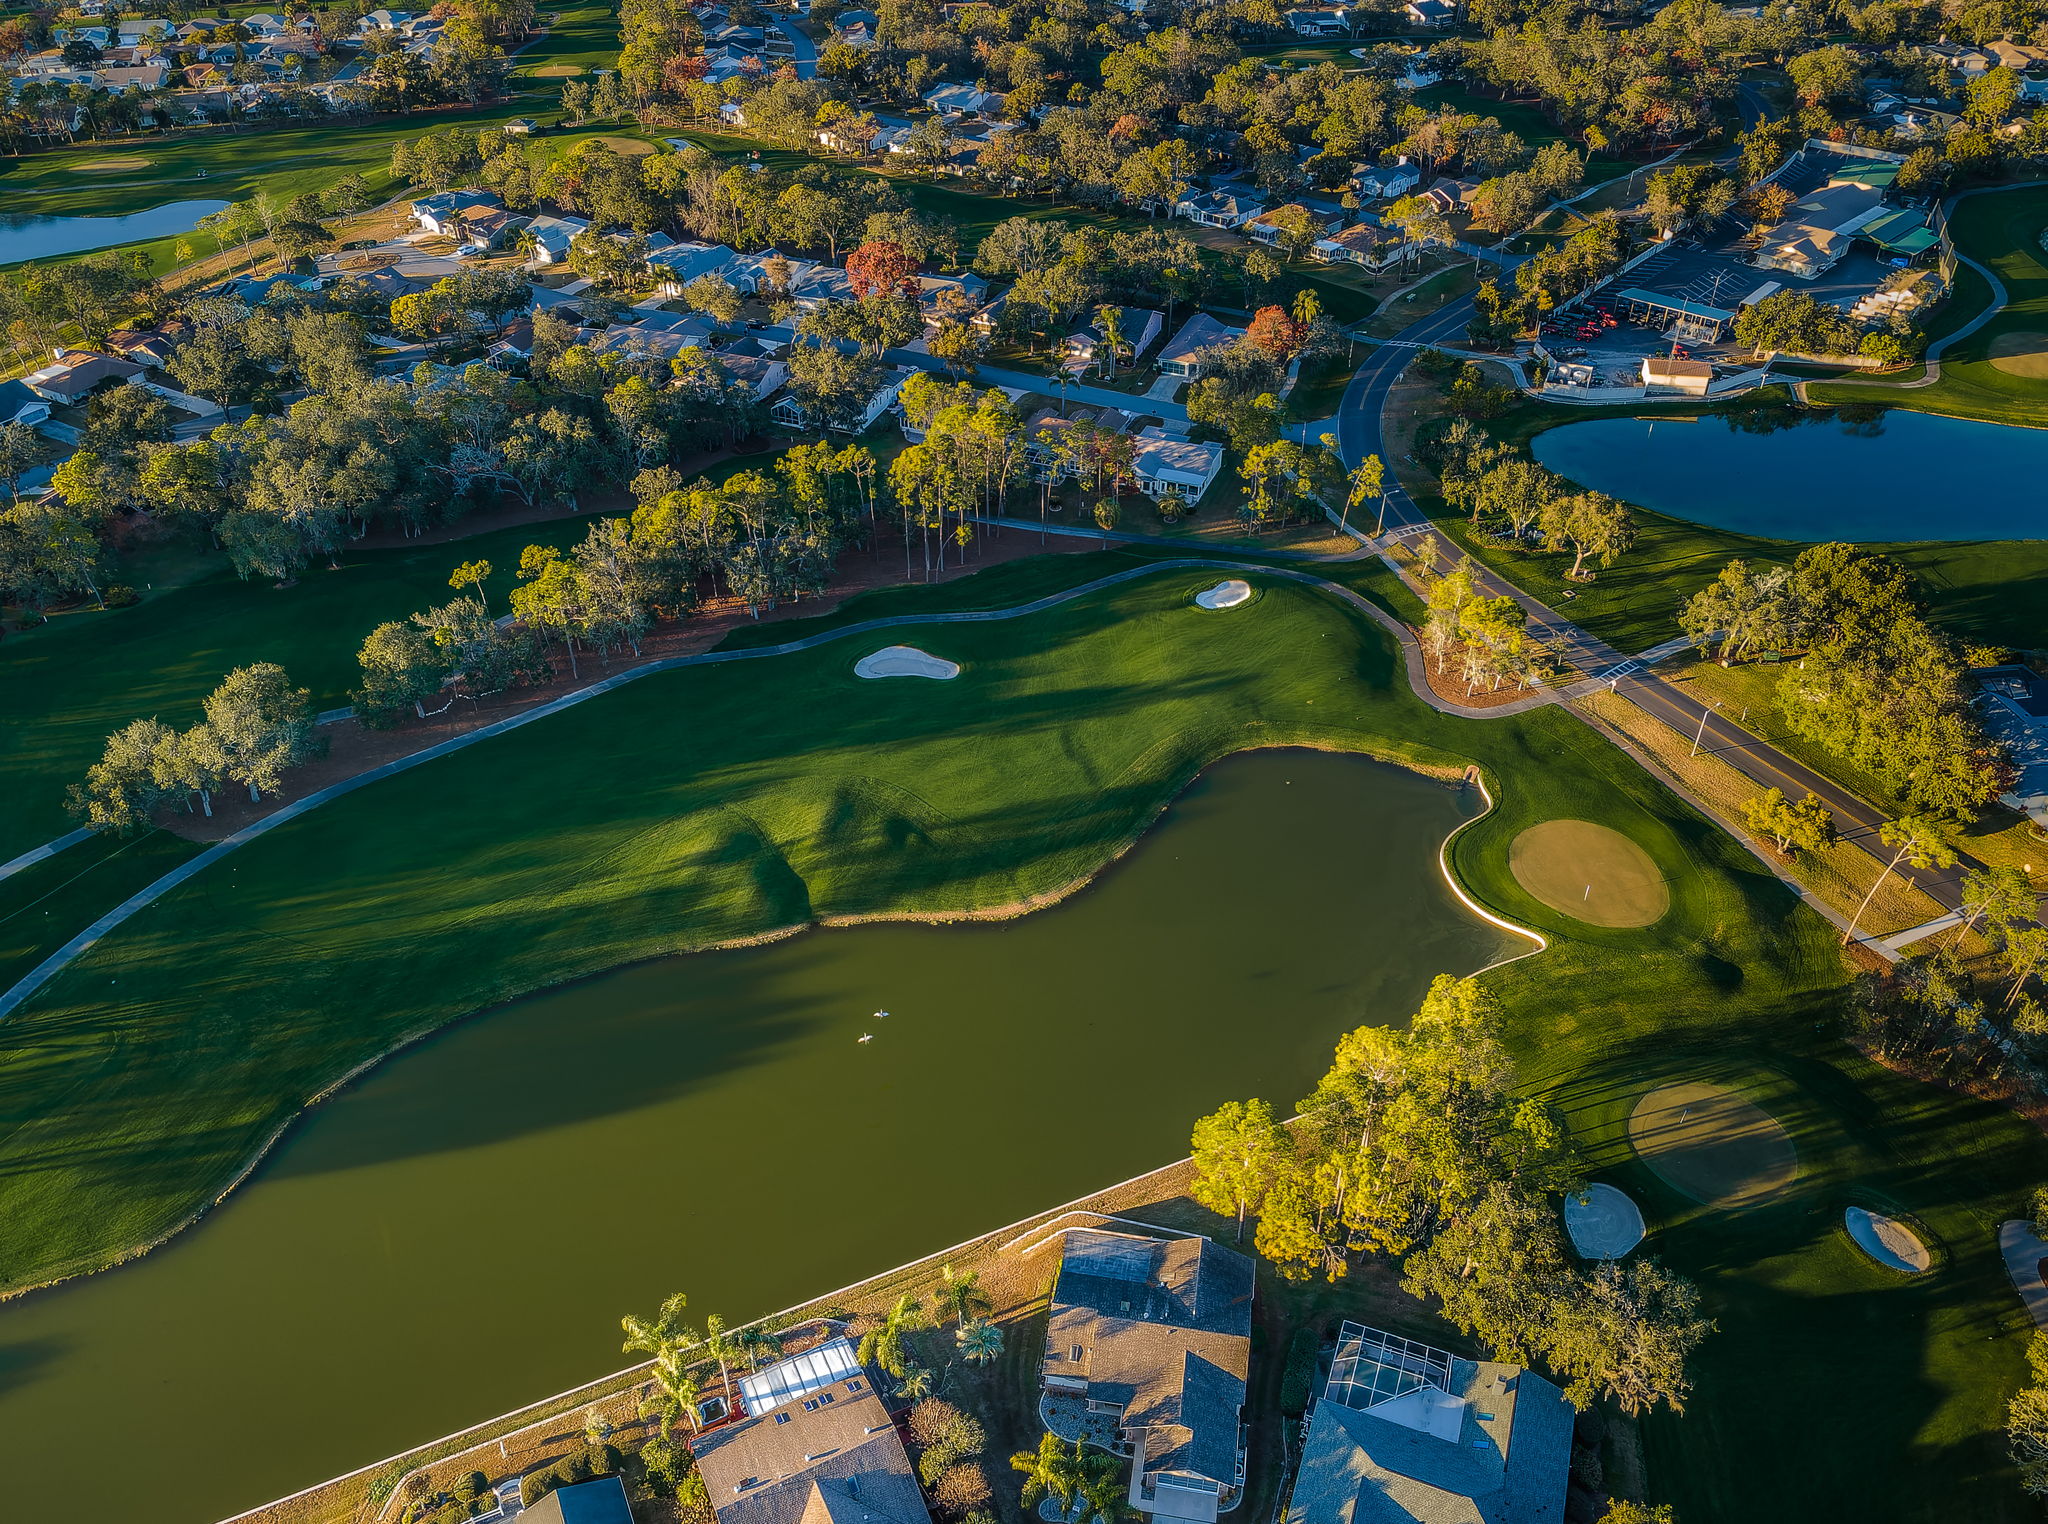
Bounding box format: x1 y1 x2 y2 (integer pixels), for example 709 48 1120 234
645 240 740 297
1352 160 1421 200
522 214 593 267
1040 1228 1254 1523
1132 428 1224 505
1156 314 1248 379
922 82 1006 118
1174 189 1267 230
411 189 503 236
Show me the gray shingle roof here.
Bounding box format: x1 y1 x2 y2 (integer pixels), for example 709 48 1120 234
694 1379 929 1524
1043 1231 1253 1495
1286 1354 1570 1524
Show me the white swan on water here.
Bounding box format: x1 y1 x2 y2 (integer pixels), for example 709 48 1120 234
857 1033 873 1044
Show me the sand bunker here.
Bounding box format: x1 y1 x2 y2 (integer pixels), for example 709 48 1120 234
1564 1183 1646 1259
1508 819 1669 928
1845 1206 1930 1273
855 645 959 680
1628 1082 1798 1206
1988 331 2048 378
1195 579 1252 609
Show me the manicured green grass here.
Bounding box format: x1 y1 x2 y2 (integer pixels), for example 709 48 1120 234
0 2 621 276
1810 184 2048 427
0 517 597 861
1423 397 2048 655
0 550 2043 1522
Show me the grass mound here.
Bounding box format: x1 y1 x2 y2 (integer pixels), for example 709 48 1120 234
1627 1080 1798 1205
1507 817 1669 927
1988 330 2048 378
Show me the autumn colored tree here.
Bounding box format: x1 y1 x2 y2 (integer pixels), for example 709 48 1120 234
845 239 920 300
1245 304 1305 358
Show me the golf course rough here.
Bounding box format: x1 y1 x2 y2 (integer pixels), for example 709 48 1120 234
1507 818 1670 927
1628 1081 1799 1206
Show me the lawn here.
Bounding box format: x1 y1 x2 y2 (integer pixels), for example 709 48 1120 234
0 546 2044 1522
1810 183 2048 427
1415 394 2048 656
0 1 622 276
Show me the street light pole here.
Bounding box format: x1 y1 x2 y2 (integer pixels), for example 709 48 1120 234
1690 699 1723 757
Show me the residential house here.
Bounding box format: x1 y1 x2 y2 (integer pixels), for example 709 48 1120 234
1405 0 1456 24
1245 202 1345 248
647 240 740 296
915 271 992 321
1040 1228 1254 1522
1353 159 1421 200
1285 1322 1571 1524
1022 404 1138 479
487 317 540 364
1064 307 1164 370
923 82 1007 118
115 18 174 45
524 214 593 266
1285 7 1349 34
1921 40 1993 77
1156 314 1248 378
836 19 878 48
1174 189 1267 230
726 249 817 296
789 264 857 309
521 1475 632 1524
23 350 145 406
103 328 179 367
718 352 790 402
1132 426 1225 504
504 116 540 135
411 189 503 236
453 205 524 251
1420 176 1479 215
591 316 721 362
693 1346 929 1524
0 380 52 429
771 364 910 432
239 12 288 37
1313 223 1405 271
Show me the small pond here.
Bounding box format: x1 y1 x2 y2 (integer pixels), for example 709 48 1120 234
1530 407 2048 542
0 199 229 263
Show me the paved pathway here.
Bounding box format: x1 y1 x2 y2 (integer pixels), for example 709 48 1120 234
0 828 94 886
0 554 1527 1023
2001 1221 2048 1328
773 20 818 78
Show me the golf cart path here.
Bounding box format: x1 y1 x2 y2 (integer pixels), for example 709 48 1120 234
2001 1221 2048 1328
0 556 1536 1023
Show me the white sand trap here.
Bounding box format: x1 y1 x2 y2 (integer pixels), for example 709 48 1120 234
855 645 959 680
1195 579 1253 610
1846 1206 1931 1273
1564 1183 1646 1260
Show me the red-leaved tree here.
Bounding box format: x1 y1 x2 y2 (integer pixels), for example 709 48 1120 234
846 239 921 299
1246 304 1305 357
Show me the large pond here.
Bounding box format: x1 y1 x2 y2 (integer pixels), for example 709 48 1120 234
0 198 229 263
0 749 1514 1524
1530 407 2048 542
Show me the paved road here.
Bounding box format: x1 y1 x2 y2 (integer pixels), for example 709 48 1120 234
773 20 818 78
1332 286 1980 926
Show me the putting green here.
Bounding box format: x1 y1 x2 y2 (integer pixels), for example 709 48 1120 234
591 135 654 155
76 156 155 172
1629 1081 1798 1206
1507 818 1668 927
1987 331 2048 378
527 62 584 76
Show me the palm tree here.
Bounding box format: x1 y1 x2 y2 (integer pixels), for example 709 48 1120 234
1096 304 1126 379
957 1317 1004 1366
895 1361 936 1401
639 1350 706 1435
858 1293 929 1378
1012 1432 1083 1518
735 1325 784 1371
937 1263 991 1327
622 1292 696 1363
703 1313 745 1396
